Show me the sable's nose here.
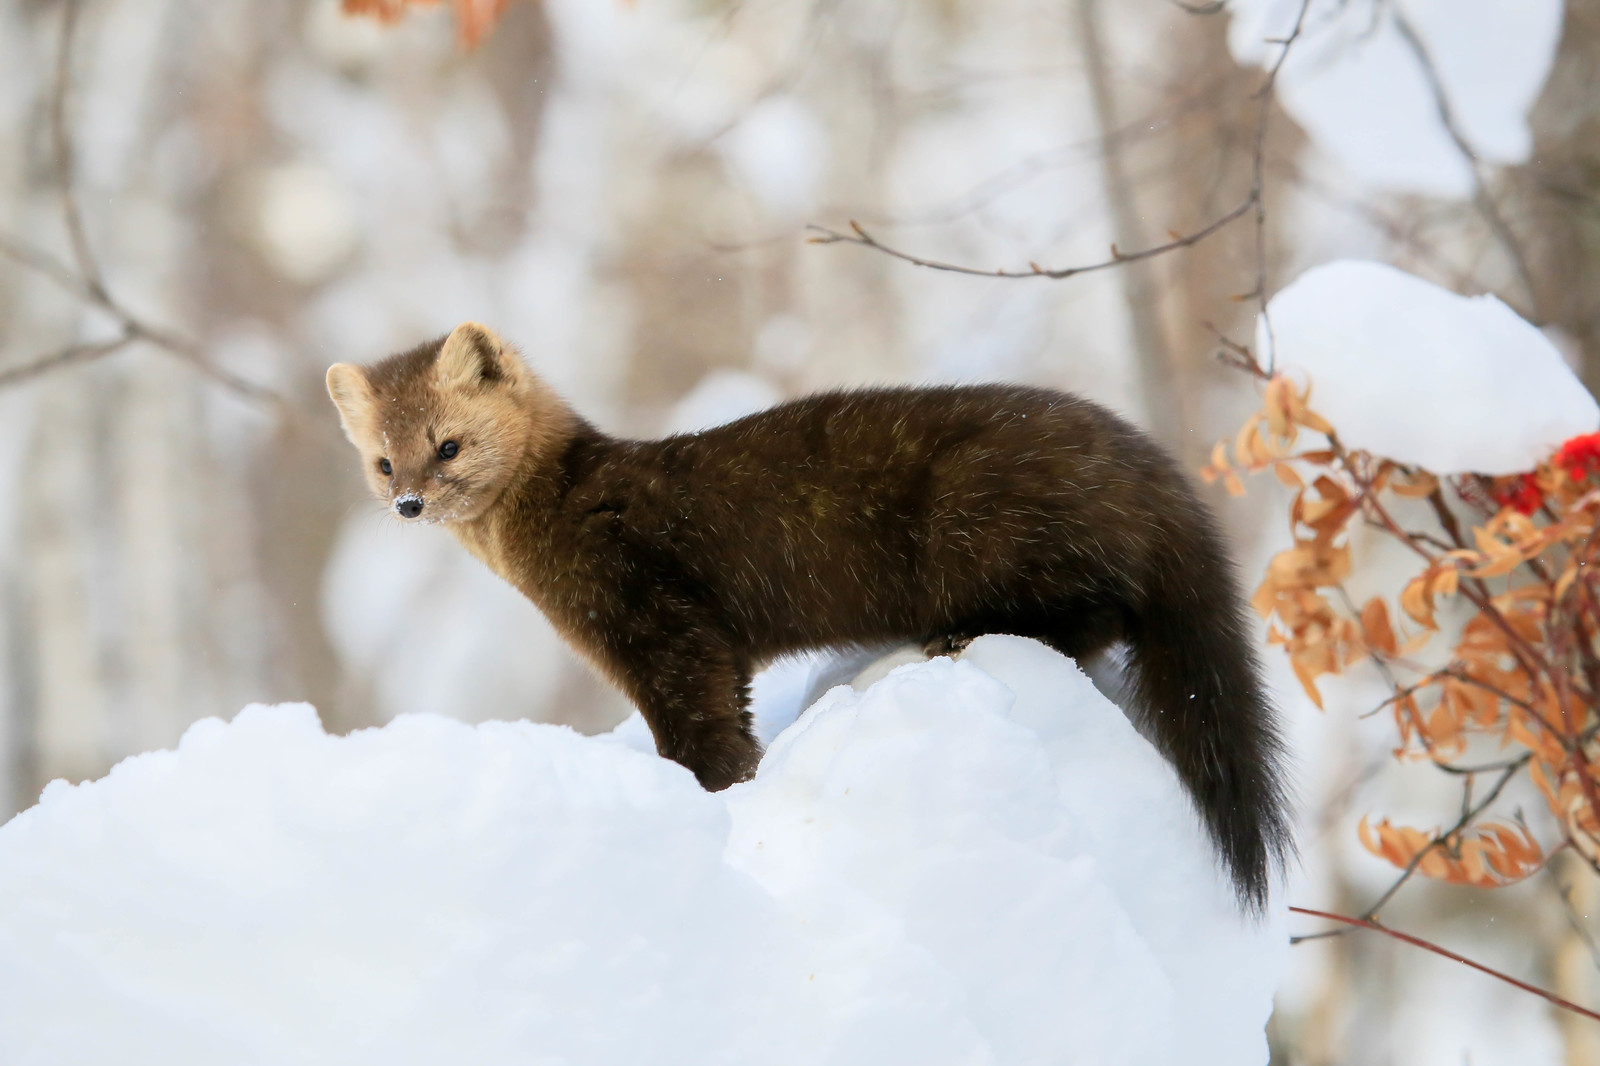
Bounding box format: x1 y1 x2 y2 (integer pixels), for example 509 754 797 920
395 496 424 519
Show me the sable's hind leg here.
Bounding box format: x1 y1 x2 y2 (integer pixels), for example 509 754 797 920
921 633 974 659
622 646 759 791
924 602 1125 662
1036 604 1126 663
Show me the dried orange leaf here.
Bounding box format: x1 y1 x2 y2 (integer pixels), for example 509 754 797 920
1360 597 1398 657
1235 420 1261 468
1433 567 1460 597
1390 470 1441 499
1401 572 1438 629
1291 656 1326 709
1553 561 1580 603
1297 408 1334 435
1263 377 1293 440
1210 440 1230 472
1469 552 1525 578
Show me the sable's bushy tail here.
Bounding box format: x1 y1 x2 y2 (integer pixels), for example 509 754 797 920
1125 522 1295 914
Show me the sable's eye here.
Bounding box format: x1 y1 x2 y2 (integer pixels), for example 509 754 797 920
379 458 392 476
438 440 460 461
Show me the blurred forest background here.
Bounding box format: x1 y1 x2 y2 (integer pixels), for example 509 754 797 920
4 0 1600 1063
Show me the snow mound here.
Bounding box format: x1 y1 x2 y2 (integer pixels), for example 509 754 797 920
1263 260 1598 475
1228 0 1562 198
0 637 1286 1066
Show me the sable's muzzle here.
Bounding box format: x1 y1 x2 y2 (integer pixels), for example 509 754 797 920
395 494 424 519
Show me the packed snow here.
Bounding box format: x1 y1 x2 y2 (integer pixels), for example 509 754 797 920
1262 259 1599 475
1228 0 1563 198
0 636 1285 1066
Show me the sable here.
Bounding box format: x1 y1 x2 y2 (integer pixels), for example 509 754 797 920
328 322 1294 911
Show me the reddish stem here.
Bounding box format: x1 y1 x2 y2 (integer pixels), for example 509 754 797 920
1289 907 1600 1024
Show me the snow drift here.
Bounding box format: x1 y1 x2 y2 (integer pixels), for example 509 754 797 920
0 636 1286 1066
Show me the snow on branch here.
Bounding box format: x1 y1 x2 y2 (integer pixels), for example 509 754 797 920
0 0 289 413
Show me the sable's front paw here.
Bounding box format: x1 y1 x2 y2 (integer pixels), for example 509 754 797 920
691 743 761 791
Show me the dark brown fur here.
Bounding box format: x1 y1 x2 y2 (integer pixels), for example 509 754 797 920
328 323 1293 911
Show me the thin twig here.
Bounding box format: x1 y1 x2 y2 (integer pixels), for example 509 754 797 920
0 2 291 415
804 199 1256 281
125 320 292 411
826 75 1240 234
1290 906 1600 1024
1291 759 1526 943
1206 325 1272 381
1246 0 1314 373
1426 486 1468 551
0 333 134 388
51 0 105 302
1333 581 1400 689
1442 668 1549 722
1389 9 1540 319
1364 761 1524 914
1355 477 1556 718
1267 155 1464 286
0 225 292 414
1574 589 1600 707
806 0 1318 366
1360 673 1437 721
0 231 98 303
1416 484 1500 600
1073 0 1179 433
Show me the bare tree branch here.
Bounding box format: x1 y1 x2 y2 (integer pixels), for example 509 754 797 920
0 333 134 389
0 0 293 418
1074 0 1178 433
0 230 99 304
805 199 1256 281
833 77 1233 232
1245 0 1314 373
51 0 105 302
806 0 1318 378
1390 9 1541 319
122 320 292 410
0 224 294 414
1291 759 1528 944
1268 156 1467 287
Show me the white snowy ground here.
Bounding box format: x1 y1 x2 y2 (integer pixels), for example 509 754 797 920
0 636 1285 1066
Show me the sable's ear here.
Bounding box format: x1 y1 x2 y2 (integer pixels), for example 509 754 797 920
436 322 523 390
325 363 373 444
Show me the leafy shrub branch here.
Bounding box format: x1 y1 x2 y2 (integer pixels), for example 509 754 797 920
1205 353 1600 897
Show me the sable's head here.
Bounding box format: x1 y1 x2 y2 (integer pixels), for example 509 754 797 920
326 322 558 524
